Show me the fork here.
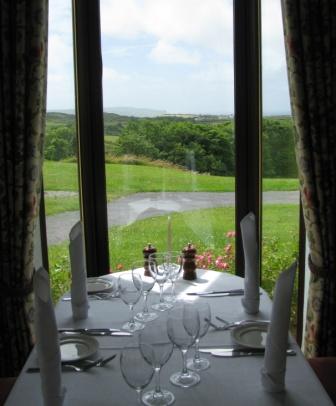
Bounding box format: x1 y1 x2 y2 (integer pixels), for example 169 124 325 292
215 317 270 330
26 355 116 373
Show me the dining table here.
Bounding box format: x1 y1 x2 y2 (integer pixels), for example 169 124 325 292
5 269 333 405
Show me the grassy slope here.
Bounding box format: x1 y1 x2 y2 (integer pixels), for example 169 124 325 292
44 160 299 193
43 160 299 215
49 204 299 304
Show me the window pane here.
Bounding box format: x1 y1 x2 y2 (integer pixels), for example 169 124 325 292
45 0 79 301
261 0 299 331
100 0 235 274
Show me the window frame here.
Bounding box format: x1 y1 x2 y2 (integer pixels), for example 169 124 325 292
40 0 306 342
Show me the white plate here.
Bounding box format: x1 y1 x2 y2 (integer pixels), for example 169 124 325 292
231 322 270 349
87 277 114 293
59 334 99 363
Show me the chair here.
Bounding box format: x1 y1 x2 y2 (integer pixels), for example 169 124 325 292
308 357 336 404
0 377 16 405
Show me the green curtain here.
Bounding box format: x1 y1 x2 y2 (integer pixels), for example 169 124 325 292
0 0 48 376
281 0 336 356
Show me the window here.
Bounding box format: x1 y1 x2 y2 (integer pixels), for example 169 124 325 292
45 0 304 334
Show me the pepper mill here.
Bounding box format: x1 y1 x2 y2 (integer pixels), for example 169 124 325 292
182 243 197 280
143 243 157 276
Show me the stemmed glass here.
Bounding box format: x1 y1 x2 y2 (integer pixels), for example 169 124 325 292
118 272 144 332
120 342 154 404
139 320 175 406
164 252 183 303
132 261 158 322
186 301 211 371
148 253 173 312
167 301 200 388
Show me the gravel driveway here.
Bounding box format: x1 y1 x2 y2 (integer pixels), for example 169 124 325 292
46 191 299 245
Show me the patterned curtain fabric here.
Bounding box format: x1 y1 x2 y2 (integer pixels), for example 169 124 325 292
281 1 336 357
0 1 48 376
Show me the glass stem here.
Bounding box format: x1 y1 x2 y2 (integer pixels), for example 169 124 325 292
129 304 135 326
154 367 162 397
171 281 175 299
136 388 142 405
181 349 188 375
142 291 149 314
194 338 200 362
159 285 164 303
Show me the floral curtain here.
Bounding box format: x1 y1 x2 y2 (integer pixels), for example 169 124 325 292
0 0 48 376
281 0 336 357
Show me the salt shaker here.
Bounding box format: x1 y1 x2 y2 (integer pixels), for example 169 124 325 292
182 243 197 280
143 243 157 276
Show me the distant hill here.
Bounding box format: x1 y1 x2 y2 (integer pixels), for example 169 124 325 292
48 106 166 117
104 106 166 117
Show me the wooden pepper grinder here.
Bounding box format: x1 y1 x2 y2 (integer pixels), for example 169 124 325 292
143 243 157 276
182 243 197 280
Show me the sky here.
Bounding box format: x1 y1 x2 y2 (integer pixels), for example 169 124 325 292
47 0 290 115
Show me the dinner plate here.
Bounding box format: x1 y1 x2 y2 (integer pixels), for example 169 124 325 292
231 321 270 349
87 277 114 293
59 334 99 363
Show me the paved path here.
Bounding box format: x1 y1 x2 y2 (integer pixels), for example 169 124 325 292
46 191 299 246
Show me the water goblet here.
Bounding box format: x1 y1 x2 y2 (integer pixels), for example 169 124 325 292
120 342 154 405
148 253 173 312
132 261 158 322
139 320 175 406
167 301 200 388
186 301 211 371
164 251 183 303
118 272 144 332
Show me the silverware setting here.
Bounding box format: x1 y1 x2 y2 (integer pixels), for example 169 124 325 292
197 292 245 298
58 328 133 337
26 354 117 373
187 289 244 296
207 317 270 331
199 348 296 357
62 292 118 301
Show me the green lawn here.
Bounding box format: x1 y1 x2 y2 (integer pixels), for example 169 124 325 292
49 204 299 303
43 160 299 215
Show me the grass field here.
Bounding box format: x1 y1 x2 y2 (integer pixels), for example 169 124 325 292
43 160 299 215
49 204 299 304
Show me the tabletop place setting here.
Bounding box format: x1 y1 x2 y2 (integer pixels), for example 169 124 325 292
7 214 333 406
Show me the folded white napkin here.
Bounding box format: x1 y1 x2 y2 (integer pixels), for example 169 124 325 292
261 261 297 392
69 221 89 320
34 267 65 406
241 212 260 314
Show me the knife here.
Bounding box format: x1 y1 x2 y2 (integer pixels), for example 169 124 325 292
58 328 132 336
196 292 245 297
200 348 296 357
187 289 244 296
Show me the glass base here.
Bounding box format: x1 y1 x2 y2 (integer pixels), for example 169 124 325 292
170 371 200 388
142 389 175 406
152 302 173 312
135 311 158 322
186 357 210 371
121 320 145 332
164 295 177 303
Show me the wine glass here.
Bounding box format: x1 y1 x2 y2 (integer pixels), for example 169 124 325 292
186 301 211 371
139 320 175 406
164 251 183 303
118 272 144 332
132 261 158 322
167 301 200 388
148 253 173 312
120 342 154 404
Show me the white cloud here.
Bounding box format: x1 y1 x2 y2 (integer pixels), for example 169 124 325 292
149 41 200 65
191 61 233 83
103 67 129 81
100 0 233 56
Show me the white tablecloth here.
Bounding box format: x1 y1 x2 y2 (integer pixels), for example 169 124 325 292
6 270 333 406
